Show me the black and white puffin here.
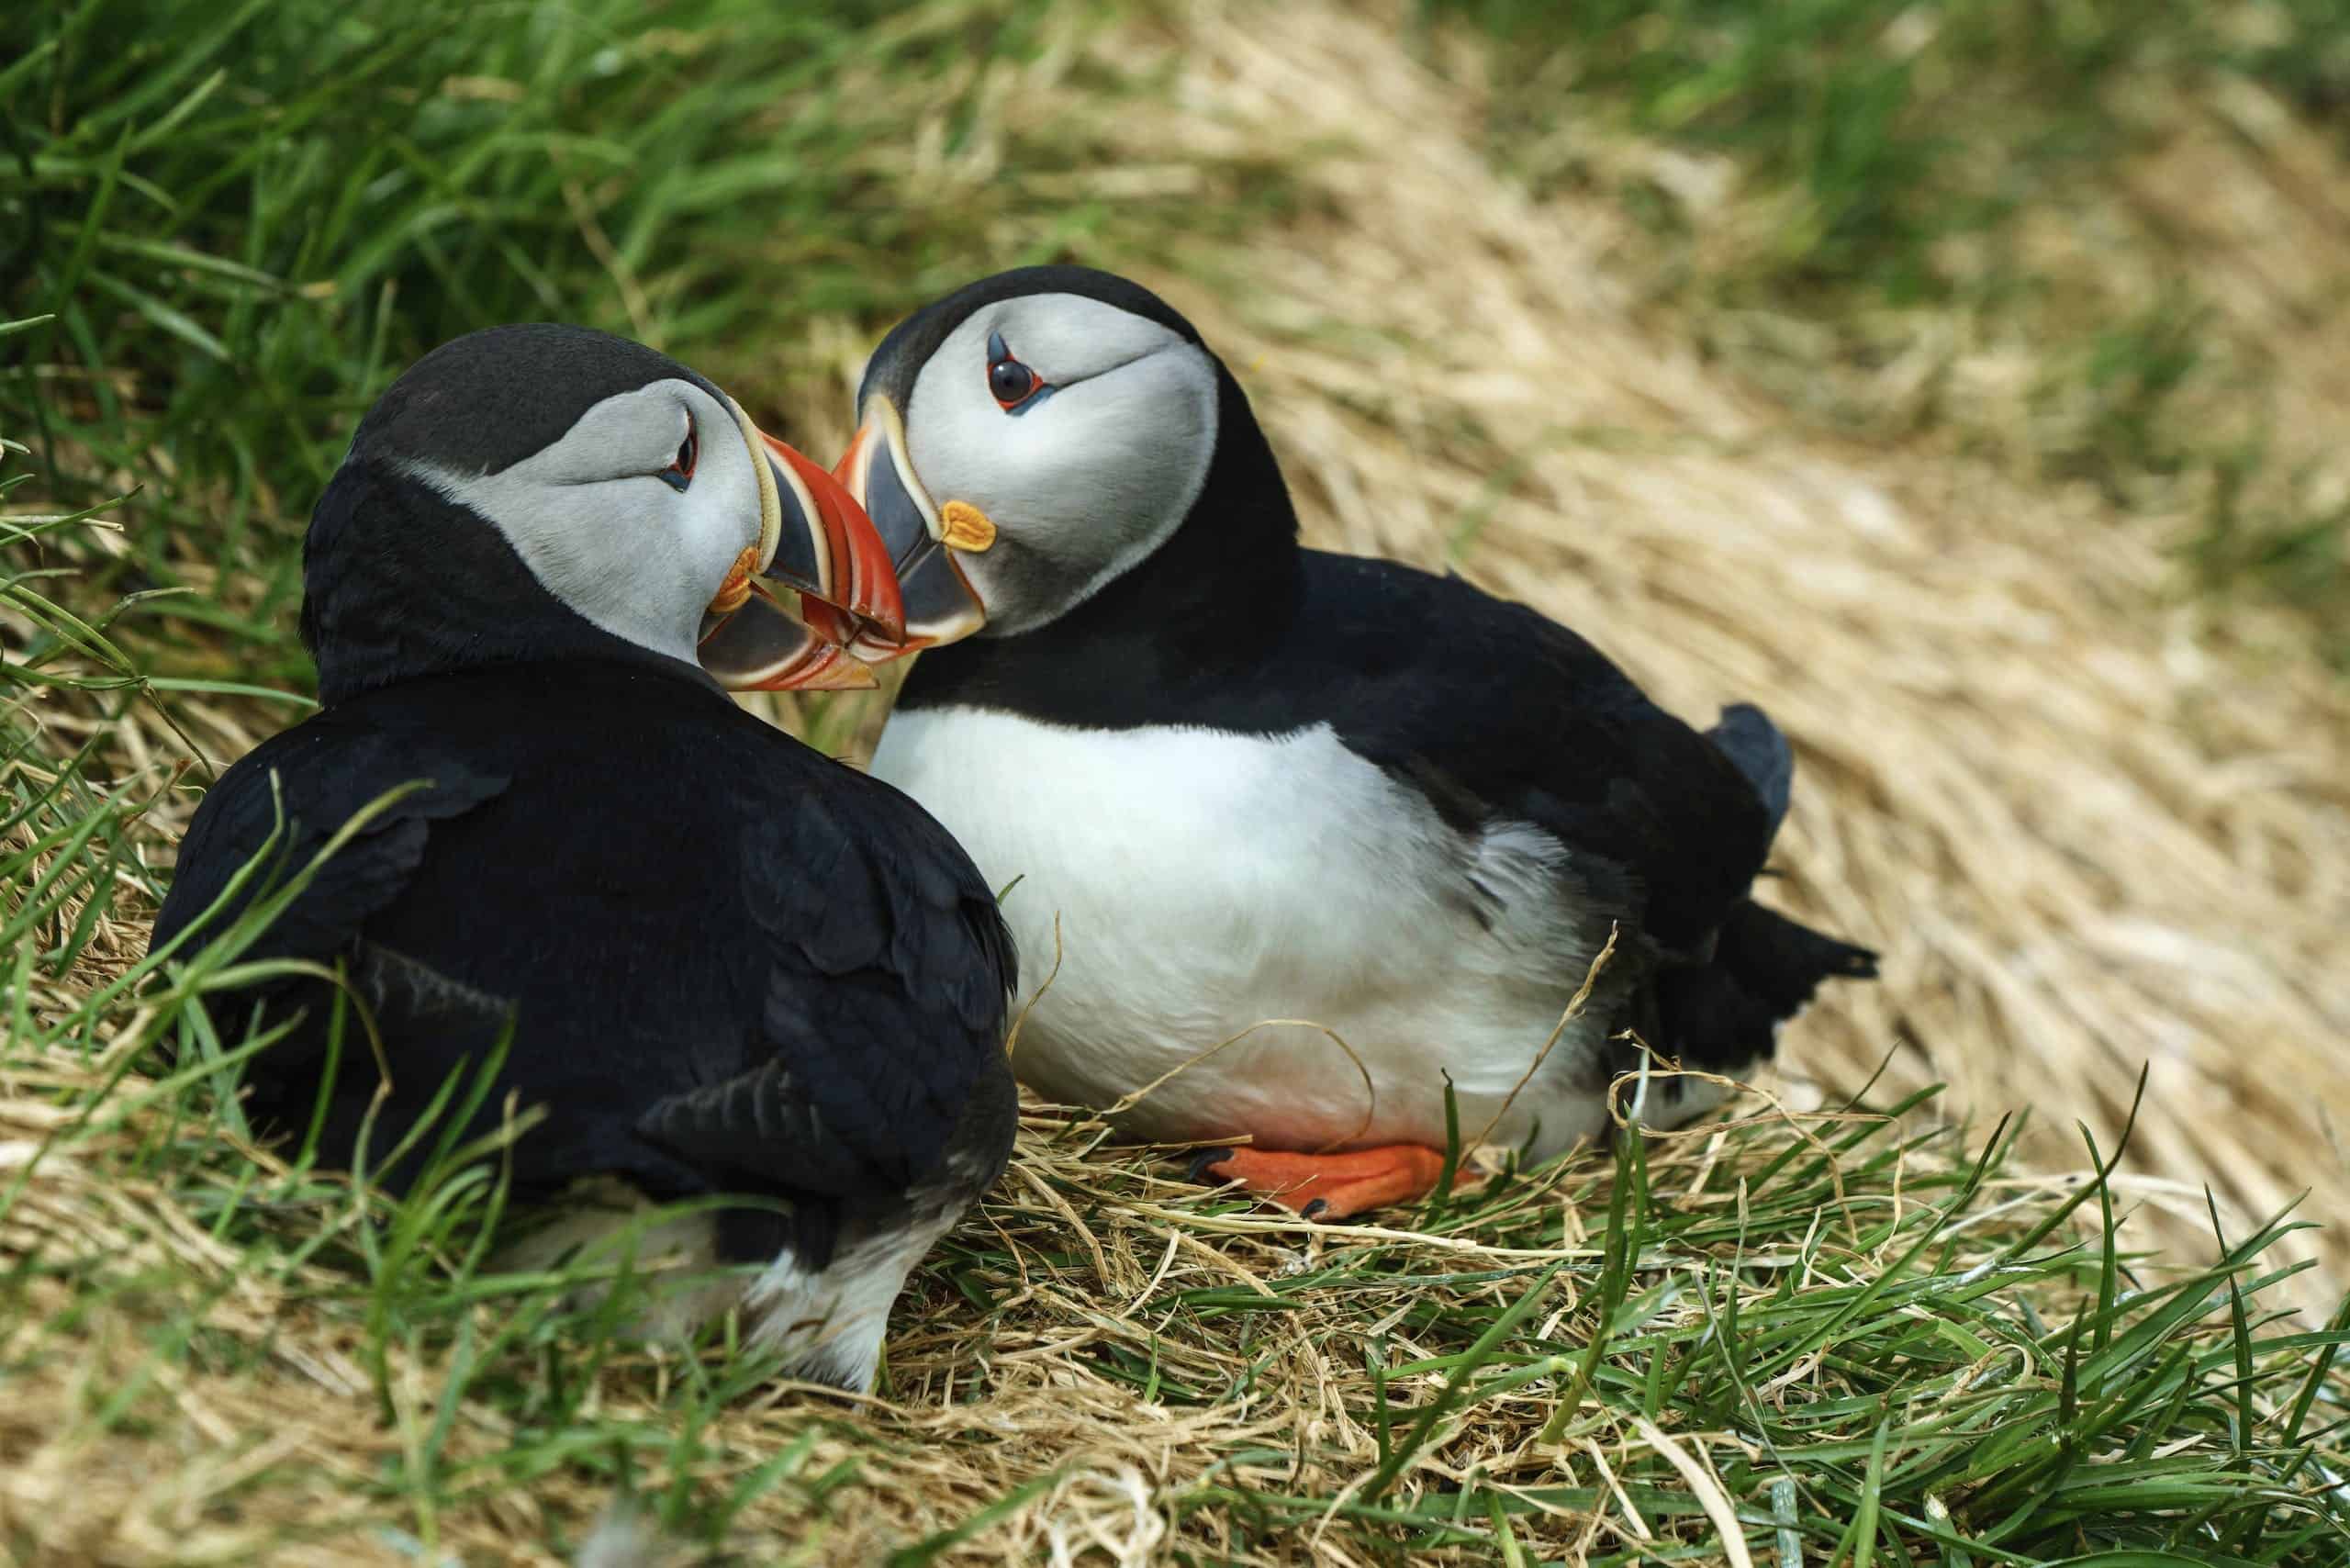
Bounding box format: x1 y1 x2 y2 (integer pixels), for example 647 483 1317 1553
828 266 1876 1219
150 324 1016 1389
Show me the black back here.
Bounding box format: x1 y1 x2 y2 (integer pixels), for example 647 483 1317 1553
903 543 1770 957
153 658 1013 1261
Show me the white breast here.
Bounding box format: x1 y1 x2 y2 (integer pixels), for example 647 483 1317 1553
871 705 1634 1160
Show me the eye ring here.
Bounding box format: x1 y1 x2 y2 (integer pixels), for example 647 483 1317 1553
658 415 698 492
986 329 1047 413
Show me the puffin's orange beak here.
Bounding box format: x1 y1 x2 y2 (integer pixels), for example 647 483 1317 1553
698 578 878 692
821 394 990 663
698 411 906 692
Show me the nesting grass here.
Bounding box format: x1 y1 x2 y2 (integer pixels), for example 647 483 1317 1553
9 0 2350 1560
7 774 2349 1560
1091 0 2350 1313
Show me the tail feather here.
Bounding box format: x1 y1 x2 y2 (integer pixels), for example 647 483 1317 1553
1652 900 1876 1070
1650 963 1784 1072
1657 706 1870 1077
1717 899 1876 1014
1708 702 1795 841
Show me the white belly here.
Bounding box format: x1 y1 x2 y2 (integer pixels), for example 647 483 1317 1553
872 705 1639 1161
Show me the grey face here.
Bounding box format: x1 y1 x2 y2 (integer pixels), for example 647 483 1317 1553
398 376 770 666
841 291 1222 643
346 323 901 692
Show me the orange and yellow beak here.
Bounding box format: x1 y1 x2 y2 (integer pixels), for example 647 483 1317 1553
822 394 990 663
697 403 906 692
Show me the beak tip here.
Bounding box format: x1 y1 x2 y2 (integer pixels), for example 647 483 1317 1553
699 591 880 695
760 431 903 636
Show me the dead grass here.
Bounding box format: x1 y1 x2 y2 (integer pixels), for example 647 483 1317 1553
1032 0 2350 1305
8 0 2350 1562
14 1015 2336 1563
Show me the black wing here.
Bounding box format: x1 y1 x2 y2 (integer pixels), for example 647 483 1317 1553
152 713 511 983
1300 554 1777 957
635 751 1015 1199
150 711 517 1186
158 668 1012 1227
1303 556 1874 1068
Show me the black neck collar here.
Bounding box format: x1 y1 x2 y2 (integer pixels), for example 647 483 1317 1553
301 460 719 707
893 364 1304 726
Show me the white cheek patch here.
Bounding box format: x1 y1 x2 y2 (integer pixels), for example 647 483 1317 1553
904 297 1221 633
397 381 763 665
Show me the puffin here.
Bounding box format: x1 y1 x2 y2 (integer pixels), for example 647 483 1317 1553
149 324 1017 1390
826 265 1876 1220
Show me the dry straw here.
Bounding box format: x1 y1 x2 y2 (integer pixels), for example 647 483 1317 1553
1024 0 2350 1303
8 1 2350 1562
766 7 2350 1307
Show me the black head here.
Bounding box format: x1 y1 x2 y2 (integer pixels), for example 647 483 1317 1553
856 266 1203 416
834 266 1298 652
302 324 898 704
352 323 727 476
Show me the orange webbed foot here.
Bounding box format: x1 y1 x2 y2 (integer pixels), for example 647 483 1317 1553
1188 1143 1457 1220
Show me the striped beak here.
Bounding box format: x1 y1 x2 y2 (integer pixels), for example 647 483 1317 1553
698 404 906 692
821 394 990 661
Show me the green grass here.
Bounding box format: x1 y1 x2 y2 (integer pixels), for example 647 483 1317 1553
1 0 1274 694
15 0 2346 673
1420 0 2350 664
7 679 2349 1559
8 0 2350 1558
1426 0 2210 295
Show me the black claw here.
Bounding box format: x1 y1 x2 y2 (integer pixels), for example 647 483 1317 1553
1301 1198 1329 1221
1187 1148 1236 1185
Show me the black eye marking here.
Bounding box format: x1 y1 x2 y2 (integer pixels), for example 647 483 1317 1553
658 412 698 491
986 329 1049 414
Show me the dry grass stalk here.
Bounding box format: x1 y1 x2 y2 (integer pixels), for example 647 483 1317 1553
8 1 2350 1561
1046 0 2350 1303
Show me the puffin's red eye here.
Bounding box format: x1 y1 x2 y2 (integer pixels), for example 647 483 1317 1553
989 357 1038 407
986 329 1047 413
